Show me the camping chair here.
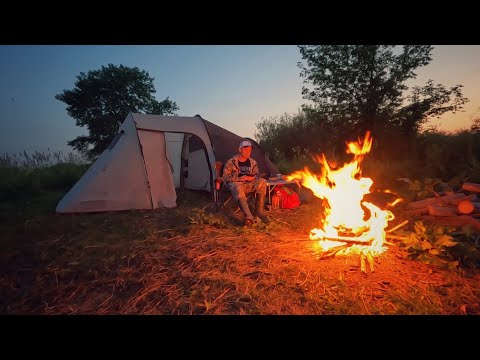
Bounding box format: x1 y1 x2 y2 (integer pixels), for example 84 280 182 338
214 161 229 211
214 161 255 212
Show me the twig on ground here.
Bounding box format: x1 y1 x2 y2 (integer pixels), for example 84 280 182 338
386 220 409 233
386 234 408 241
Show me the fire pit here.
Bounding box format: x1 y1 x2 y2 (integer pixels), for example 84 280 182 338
287 132 397 271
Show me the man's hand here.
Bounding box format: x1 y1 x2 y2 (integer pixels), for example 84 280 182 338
240 175 255 182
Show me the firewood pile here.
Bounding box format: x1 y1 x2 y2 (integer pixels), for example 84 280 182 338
402 182 480 230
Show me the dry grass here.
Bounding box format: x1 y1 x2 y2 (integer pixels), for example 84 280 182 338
1 192 479 315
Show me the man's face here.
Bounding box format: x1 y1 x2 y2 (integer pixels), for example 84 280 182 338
240 146 252 158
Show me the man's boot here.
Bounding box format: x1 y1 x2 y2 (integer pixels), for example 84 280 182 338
255 192 270 223
238 197 255 226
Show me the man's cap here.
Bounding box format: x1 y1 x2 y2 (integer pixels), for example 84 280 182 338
239 140 253 151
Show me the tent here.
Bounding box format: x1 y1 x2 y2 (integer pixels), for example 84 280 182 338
56 113 279 213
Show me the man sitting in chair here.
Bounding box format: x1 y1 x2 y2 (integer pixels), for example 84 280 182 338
223 140 270 226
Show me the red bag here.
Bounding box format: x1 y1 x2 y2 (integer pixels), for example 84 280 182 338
274 185 301 209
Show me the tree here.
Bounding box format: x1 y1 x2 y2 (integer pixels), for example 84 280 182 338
470 117 480 134
56 64 179 158
296 45 469 159
255 111 330 161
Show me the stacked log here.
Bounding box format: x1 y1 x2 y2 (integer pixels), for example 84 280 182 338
401 182 480 229
461 182 480 193
457 199 474 214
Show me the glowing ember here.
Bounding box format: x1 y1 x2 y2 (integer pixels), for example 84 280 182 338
287 131 395 257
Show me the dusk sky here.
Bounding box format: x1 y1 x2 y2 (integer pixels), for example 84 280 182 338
0 45 479 155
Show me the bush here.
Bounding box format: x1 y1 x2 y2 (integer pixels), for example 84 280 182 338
0 163 90 201
36 163 90 191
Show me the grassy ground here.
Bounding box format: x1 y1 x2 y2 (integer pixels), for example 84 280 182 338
1 190 480 315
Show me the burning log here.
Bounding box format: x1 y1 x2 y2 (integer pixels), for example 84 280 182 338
359 252 375 273
291 132 394 270
360 253 366 273
366 252 375 272
323 236 372 245
316 245 349 259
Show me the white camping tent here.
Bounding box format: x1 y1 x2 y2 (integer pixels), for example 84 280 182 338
56 113 278 213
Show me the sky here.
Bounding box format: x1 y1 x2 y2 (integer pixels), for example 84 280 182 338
0 45 479 155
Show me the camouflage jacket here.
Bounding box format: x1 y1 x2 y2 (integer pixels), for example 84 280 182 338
222 155 259 183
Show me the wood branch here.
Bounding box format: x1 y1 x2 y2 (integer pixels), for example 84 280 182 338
428 205 458 217
386 220 409 233
420 215 480 231
406 193 466 210
457 200 474 215
462 182 480 193
386 234 408 241
316 245 349 259
366 252 374 272
323 236 372 245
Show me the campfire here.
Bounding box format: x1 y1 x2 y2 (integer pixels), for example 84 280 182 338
287 132 396 270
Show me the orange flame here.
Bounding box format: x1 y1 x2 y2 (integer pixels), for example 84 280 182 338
287 131 395 256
